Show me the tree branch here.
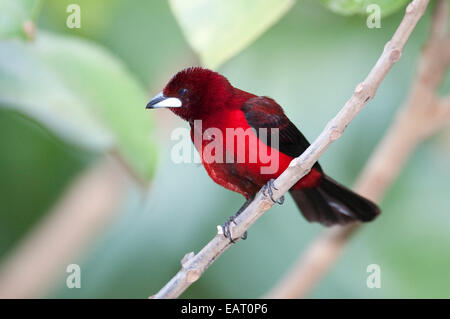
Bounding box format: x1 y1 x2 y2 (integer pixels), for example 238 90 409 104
152 0 431 299
265 0 448 299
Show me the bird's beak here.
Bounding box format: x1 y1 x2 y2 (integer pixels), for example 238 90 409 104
146 92 182 109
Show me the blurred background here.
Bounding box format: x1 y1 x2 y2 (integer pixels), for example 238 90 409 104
0 0 449 298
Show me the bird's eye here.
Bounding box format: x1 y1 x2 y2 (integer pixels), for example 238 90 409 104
178 88 188 97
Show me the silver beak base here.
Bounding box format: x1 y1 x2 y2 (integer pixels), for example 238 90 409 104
146 92 182 109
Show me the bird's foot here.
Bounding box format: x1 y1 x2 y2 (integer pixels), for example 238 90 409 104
222 216 236 243
222 198 253 243
222 216 248 243
262 179 285 204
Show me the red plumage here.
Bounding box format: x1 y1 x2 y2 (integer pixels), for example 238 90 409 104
148 67 379 226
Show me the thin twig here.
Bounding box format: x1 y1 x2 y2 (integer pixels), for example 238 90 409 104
151 0 431 299
265 0 448 299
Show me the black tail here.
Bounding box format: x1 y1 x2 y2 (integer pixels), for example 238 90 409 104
289 175 380 226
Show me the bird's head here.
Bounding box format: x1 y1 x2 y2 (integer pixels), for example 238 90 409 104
146 67 233 122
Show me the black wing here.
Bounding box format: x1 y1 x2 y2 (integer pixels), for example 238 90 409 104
242 96 322 172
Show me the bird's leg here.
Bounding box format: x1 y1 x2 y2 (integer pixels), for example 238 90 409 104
222 197 253 243
262 179 285 204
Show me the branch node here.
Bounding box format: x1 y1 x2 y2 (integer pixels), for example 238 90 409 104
186 269 201 283
354 82 365 94
260 198 274 210
181 252 195 267
330 127 342 141
288 157 299 168
390 49 402 62
406 2 415 14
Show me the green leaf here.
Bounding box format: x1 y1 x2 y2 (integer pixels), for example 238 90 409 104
0 0 41 39
320 0 409 17
0 32 158 180
169 0 295 69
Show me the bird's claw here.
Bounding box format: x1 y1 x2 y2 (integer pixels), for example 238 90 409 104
262 179 285 204
222 216 247 243
222 216 236 243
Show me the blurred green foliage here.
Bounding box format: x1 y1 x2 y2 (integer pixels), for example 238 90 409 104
0 0 449 299
0 0 41 39
0 109 93 257
169 0 295 69
320 0 410 17
0 30 157 182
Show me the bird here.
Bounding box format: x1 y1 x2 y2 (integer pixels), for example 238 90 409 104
146 67 380 241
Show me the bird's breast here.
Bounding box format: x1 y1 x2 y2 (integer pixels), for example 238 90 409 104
190 110 296 186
